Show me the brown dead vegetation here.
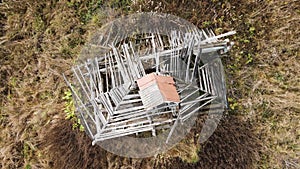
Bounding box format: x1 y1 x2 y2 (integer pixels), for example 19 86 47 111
0 0 299 168
41 114 259 169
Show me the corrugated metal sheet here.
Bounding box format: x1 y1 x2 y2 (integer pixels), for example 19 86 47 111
137 73 180 109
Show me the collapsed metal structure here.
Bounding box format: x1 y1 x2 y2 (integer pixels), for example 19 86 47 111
64 25 235 145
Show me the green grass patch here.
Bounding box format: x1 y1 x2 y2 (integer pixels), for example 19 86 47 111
63 89 84 131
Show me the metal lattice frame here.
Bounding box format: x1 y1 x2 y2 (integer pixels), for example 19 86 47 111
64 28 235 145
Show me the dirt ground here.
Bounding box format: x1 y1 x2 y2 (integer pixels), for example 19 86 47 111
0 0 299 168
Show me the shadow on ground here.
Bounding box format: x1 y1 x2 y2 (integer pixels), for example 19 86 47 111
41 115 261 169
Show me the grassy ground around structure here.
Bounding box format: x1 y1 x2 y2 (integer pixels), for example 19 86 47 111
0 0 299 168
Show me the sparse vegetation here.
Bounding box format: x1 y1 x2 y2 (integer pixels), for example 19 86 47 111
0 0 299 168
63 89 84 131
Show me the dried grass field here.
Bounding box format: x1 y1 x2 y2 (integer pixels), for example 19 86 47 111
0 0 299 168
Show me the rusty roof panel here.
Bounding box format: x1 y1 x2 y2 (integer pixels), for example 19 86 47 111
137 73 180 109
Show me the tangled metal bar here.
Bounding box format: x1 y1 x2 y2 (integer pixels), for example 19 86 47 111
64 28 235 145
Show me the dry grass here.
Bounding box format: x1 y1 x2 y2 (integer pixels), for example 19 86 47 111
240 1 300 167
0 0 299 168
